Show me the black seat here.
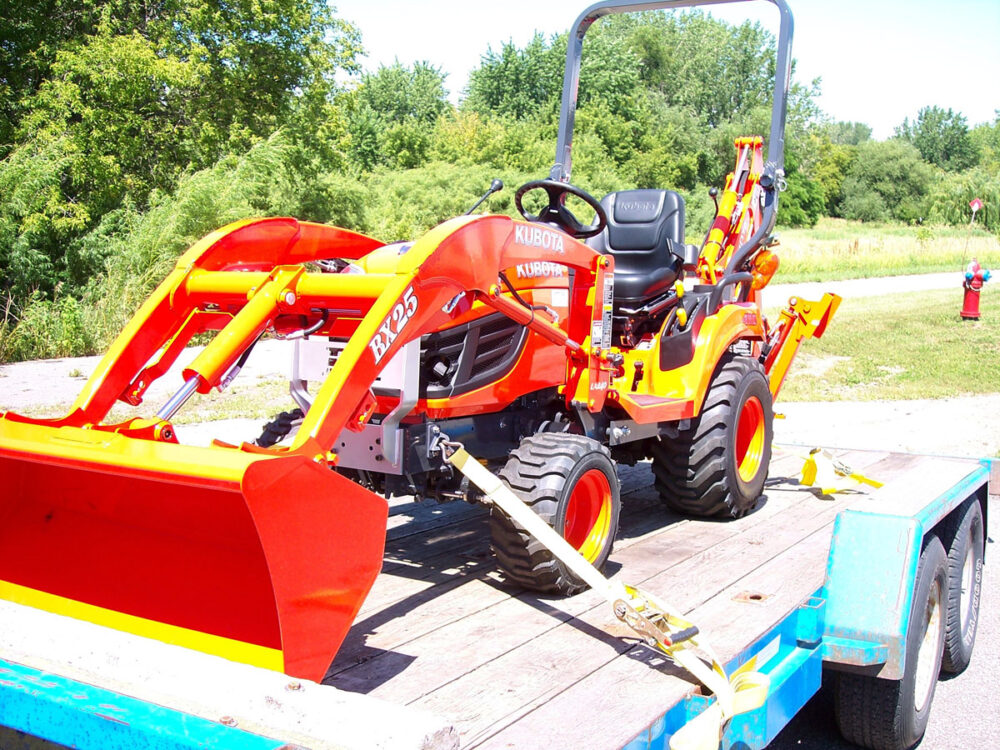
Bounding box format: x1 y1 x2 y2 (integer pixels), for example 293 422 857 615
587 189 686 308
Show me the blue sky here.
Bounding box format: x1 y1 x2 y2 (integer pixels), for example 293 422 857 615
332 0 999 139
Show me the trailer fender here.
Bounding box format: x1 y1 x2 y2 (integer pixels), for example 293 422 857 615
822 511 922 679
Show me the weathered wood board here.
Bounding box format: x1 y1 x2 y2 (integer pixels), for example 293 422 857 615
323 449 983 749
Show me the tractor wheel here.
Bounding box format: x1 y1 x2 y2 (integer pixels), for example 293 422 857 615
255 408 304 447
651 355 772 518
490 434 621 595
940 499 984 675
834 535 947 750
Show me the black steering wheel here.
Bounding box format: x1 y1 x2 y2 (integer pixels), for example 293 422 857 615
514 179 608 239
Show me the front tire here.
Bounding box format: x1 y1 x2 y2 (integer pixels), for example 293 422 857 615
652 355 772 518
490 434 621 595
834 536 948 750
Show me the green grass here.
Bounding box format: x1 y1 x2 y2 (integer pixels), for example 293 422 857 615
776 218 1000 283
777 285 1000 402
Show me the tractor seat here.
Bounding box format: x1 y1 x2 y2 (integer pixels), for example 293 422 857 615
587 189 686 308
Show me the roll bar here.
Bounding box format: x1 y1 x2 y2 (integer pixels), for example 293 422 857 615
550 0 793 184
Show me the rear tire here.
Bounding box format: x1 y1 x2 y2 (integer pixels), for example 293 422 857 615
490 434 621 595
834 536 948 750
940 499 984 674
652 355 772 518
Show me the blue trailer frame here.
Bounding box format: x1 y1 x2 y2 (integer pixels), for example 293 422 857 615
625 459 991 750
0 659 288 750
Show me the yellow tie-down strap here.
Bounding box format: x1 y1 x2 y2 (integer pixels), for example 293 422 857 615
446 446 769 750
783 447 884 496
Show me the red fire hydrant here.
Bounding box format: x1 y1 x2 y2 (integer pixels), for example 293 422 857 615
961 259 991 320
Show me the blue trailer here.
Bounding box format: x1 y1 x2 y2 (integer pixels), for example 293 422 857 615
0 1 991 747
0 448 991 750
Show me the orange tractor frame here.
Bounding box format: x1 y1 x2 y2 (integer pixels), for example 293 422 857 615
0 0 837 683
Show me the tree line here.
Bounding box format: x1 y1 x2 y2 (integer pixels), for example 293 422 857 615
1 2 997 361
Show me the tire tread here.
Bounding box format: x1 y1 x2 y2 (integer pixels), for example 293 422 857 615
490 434 619 595
651 355 771 518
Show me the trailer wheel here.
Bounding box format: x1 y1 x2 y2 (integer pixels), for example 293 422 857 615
490 434 621 595
834 536 948 750
651 355 772 518
940 499 984 675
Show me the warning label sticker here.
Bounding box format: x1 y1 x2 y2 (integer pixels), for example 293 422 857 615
601 272 614 349
591 320 603 348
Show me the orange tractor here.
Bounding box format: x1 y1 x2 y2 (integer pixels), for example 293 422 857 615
0 0 836 683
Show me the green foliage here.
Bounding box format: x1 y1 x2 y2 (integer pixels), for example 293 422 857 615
969 112 1000 171
22 31 199 210
927 168 1000 233
896 106 977 171
355 61 448 125
0 0 360 300
839 181 890 223
348 61 448 169
804 134 857 216
464 34 564 120
840 140 933 224
623 11 777 127
822 121 872 146
0 0 106 147
0 137 83 298
431 111 551 173
778 171 825 228
2 3 996 365
0 290 95 362
1 0 359 155
360 162 538 241
1 133 349 361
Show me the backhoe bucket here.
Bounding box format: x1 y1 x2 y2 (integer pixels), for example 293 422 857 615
0 417 388 682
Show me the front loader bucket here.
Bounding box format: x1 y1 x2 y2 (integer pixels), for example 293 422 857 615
0 418 388 682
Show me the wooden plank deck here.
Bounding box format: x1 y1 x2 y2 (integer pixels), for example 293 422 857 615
322 449 983 750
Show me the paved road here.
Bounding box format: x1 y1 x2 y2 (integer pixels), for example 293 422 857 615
764 271 961 305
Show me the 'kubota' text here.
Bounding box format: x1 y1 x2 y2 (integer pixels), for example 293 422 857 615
515 224 565 253
515 261 566 279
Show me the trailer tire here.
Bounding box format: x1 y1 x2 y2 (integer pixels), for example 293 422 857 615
940 499 984 675
651 355 771 518
490 434 620 595
834 535 947 750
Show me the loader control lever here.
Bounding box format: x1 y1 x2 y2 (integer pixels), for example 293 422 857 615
465 178 504 215
514 179 608 239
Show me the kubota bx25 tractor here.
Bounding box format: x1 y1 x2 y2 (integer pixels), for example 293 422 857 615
0 0 837 682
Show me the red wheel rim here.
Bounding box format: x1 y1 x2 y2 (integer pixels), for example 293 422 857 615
735 396 766 483
563 469 613 563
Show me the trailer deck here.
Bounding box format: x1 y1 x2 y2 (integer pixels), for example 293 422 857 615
322 448 987 749
0 448 990 750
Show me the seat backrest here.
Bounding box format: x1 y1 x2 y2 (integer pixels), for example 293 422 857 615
587 189 686 307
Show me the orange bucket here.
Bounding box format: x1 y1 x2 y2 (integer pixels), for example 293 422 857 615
0 415 387 681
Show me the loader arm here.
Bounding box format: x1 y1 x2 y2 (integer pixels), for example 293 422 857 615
0 215 610 682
